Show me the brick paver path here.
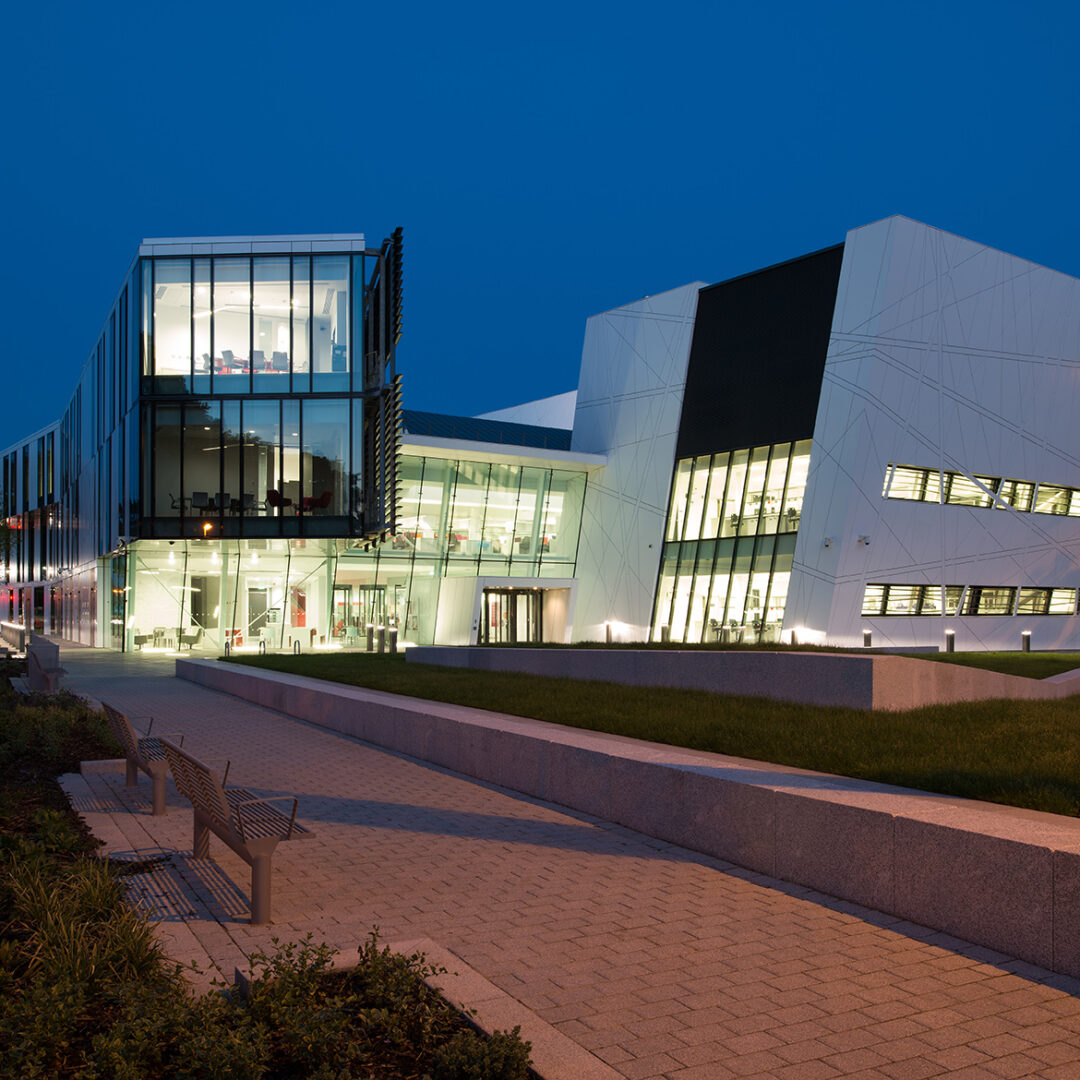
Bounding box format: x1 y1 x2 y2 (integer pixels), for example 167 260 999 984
61 649 1080 1078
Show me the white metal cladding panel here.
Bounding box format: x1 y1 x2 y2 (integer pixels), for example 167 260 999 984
786 216 1080 649
571 282 704 641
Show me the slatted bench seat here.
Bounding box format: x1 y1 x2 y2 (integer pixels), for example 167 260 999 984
102 702 185 816
161 738 314 924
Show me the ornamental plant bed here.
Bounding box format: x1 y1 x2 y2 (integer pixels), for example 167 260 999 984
0 675 532 1080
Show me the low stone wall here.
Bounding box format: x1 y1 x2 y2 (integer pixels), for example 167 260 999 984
407 646 1080 710
178 657 1080 978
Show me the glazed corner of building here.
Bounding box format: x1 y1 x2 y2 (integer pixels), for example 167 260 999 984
8 216 1080 654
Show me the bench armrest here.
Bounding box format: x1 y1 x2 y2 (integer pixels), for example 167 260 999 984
130 714 156 735
231 795 299 841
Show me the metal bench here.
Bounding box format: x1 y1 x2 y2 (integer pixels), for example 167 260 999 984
160 738 314 924
101 702 185 816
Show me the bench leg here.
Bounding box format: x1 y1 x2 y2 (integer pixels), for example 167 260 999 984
193 817 210 860
125 758 139 787
250 855 272 925
151 773 166 816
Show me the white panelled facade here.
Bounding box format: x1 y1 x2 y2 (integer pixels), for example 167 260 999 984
785 216 1080 650
570 283 704 640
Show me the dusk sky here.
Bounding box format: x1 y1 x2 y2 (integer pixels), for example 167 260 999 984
3 1 1077 438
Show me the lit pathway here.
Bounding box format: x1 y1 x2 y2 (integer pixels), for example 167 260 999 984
60 648 1080 1079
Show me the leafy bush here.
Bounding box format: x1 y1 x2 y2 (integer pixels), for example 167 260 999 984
0 689 532 1079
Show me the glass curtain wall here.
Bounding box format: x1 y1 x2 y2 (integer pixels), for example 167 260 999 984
125 454 589 651
652 439 811 644
143 398 351 537
145 254 353 393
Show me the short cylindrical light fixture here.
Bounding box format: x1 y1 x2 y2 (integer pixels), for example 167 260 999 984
863 629 872 648
944 629 955 653
1022 630 1032 652
660 625 670 643
366 624 374 652
389 627 398 654
377 626 386 653
605 621 613 644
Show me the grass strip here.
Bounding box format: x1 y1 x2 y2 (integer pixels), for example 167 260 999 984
229 652 1080 817
898 650 1080 679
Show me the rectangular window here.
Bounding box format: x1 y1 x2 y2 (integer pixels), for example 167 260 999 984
292 257 311 390
945 473 999 508
997 478 1034 512
1050 588 1077 615
1018 587 1078 615
253 257 291 391
887 466 940 503
193 258 211 391
1033 484 1072 516
666 459 693 542
682 456 711 541
312 255 349 390
884 585 923 615
153 259 192 382
212 257 251 382
961 586 1016 616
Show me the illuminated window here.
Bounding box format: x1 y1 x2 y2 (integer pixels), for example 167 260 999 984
997 479 1035 512
945 473 999 508
961 587 1016 616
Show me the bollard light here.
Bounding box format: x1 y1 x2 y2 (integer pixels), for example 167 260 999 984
605 621 613 644
944 629 955 653
1022 630 1031 653
366 623 374 652
863 629 872 648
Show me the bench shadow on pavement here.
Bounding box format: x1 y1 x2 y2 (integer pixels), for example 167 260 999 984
111 848 250 923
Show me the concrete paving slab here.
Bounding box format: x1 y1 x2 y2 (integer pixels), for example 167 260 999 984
53 647 1080 1079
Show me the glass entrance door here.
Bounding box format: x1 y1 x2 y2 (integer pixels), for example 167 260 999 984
482 589 542 644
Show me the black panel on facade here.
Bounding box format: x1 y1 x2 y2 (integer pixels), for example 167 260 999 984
675 244 844 460
402 410 572 451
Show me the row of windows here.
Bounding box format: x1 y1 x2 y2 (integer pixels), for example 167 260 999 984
862 583 1078 617
144 255 362 395
883 463 1080 517
665 440 811 543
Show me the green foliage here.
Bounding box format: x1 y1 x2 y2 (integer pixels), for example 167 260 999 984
904 649 1080 679
432 1027 532 1080
232 650 1080 816
0 688 532 1078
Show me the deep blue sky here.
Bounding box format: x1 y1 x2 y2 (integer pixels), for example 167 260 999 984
3 1 1077 437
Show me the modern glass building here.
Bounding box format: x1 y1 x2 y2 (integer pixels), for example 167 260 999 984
0 232 597 653
8 217 1080 654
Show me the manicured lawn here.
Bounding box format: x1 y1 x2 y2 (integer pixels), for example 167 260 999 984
229 652 1080 817
900 650 1080 680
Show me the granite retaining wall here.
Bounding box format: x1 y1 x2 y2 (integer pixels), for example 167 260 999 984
408 646 1080 710
177 658 1080 978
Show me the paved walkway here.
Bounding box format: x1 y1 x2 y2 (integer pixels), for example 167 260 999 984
60 648 1080 1079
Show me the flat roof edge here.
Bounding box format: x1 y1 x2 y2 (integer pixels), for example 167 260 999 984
402 434 606 468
